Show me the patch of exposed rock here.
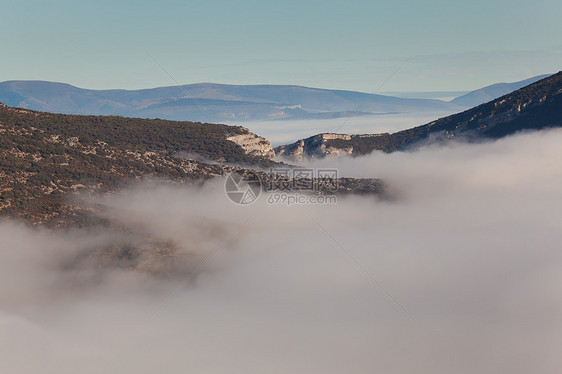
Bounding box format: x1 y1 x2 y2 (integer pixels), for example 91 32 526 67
227 131 275 159
274 133 352 161
275 133 386 161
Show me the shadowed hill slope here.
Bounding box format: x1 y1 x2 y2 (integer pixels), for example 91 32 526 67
276 72 562 160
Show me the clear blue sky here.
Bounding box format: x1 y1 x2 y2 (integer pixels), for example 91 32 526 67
2 0 561 92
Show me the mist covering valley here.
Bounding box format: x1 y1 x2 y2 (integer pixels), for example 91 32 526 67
238 111 451 146
3 0 562 371
2 128 561 373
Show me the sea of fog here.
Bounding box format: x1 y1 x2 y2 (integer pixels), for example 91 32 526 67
231 111 454 146
1 129 562 374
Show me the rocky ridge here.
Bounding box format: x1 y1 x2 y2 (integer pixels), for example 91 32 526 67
275 71 562 161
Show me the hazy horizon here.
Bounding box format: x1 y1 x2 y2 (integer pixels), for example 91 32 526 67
0 70 557 95
3 1 562 92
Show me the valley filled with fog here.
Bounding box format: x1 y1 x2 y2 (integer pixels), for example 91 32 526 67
234 111 455 146
2 129 561 374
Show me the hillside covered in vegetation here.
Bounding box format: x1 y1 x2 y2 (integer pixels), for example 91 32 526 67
276 71 562 160
0 105 280 224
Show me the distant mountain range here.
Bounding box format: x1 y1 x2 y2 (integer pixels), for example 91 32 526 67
276 72 562 160
1 76 550 123
451 74 551 107
381 90 469 101
0 81 464 122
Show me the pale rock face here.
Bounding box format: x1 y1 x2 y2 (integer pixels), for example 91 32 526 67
227 132 275 159
315 133 352 141
275 139 306 162
275 133 354 162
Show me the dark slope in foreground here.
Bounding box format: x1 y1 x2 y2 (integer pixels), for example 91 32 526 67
276 71 562 160
390 71 562 144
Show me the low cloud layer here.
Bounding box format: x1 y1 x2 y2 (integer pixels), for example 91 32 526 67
1 129 562 373
234 111 453 146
